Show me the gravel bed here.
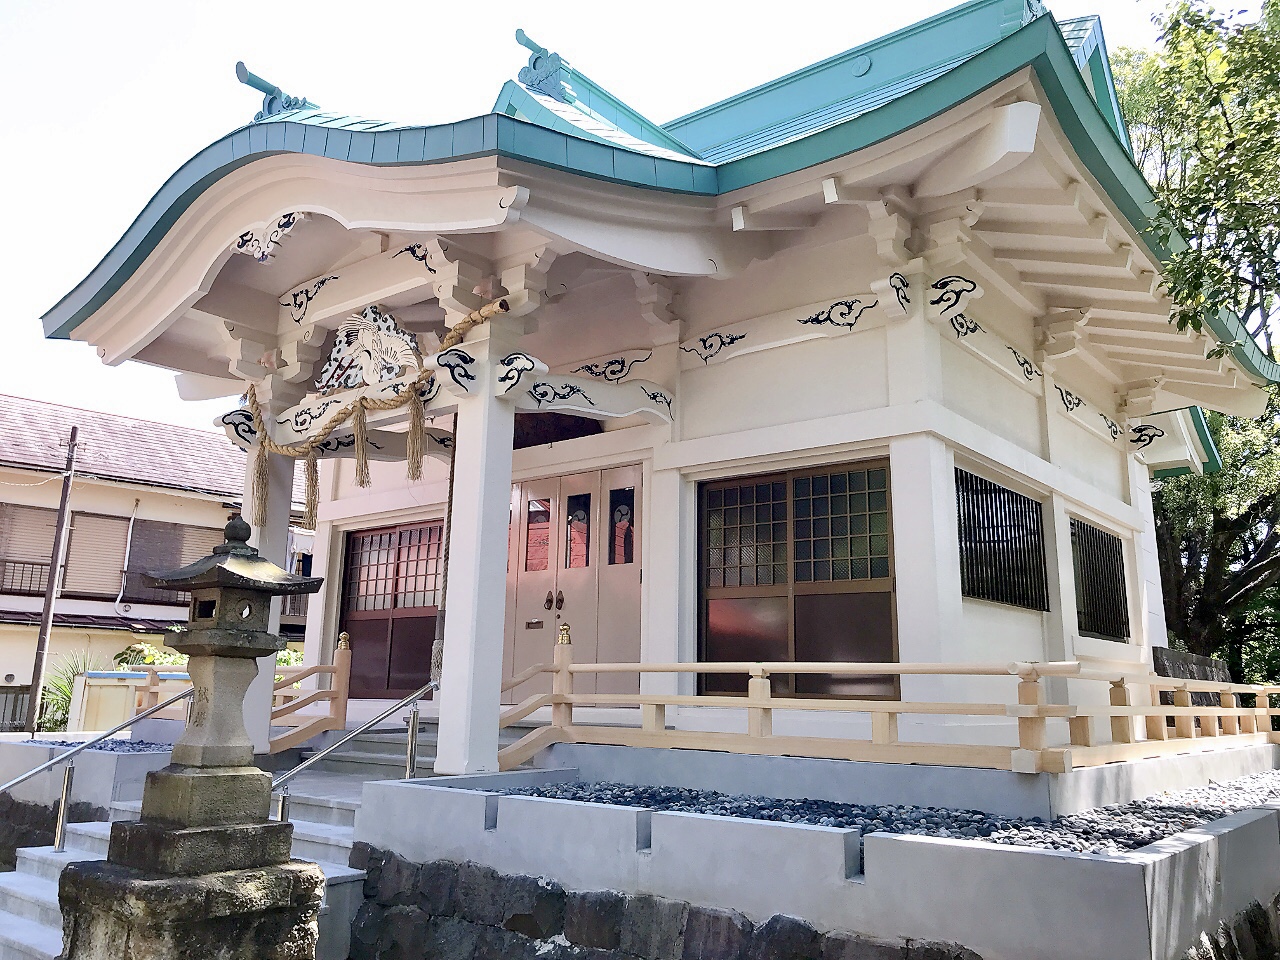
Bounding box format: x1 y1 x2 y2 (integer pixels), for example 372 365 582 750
504 770 1280 856
25 739 172 753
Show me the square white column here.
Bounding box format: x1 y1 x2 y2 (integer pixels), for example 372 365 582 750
433 318 520 775
888 434 963 704
242 446 295 755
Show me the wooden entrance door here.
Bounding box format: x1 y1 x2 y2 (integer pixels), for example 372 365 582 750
340 521 443 699
504 466 642 701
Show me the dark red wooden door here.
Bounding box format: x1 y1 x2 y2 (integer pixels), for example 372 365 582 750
340 522 443 699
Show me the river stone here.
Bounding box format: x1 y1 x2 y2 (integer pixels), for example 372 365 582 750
349 901 385 960
375 852 420 907
416 858 459 916
456 861 506 926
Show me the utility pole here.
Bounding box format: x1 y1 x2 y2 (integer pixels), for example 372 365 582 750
25 426 79 733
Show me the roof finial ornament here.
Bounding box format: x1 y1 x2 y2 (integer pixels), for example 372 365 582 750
235 61 318 122
514 30 576 105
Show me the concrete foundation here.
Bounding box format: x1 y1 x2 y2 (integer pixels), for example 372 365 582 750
533 741 1280 818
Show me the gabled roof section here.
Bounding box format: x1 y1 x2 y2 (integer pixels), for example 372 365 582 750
497 30 703 162
663 0 1047 162
1056 15 1132 153
41 2 1280 392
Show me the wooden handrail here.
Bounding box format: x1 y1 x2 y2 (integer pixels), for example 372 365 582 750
268 642 352 754
502 663 552 692
495 650 1280 774
274 663 335 690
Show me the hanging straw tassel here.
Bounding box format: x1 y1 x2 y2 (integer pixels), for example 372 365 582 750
406 392 425 482
352 403 371 488
252 443 270 528
303 449 320 529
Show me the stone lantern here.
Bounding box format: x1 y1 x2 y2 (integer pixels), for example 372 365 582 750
59 515 327 960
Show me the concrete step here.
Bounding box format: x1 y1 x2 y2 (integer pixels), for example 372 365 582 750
60 822 111 858
0 873 61 928
289 819 355 865
14 847 97 884
283 794 360 829
297 750 437 778
0 909 61 960
109 799 142 823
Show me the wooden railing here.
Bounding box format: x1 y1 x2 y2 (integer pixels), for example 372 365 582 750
495 637 1280 773
268 636 353 753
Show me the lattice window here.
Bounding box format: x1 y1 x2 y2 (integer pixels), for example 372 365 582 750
1071 518 1130 641
703 480 789 589
955 470 1050 612
793 467 890 584
343 522 444 614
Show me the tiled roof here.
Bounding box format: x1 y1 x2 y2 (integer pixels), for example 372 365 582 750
0 394 304 504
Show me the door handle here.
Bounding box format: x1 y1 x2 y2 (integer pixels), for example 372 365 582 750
555 590 564 610
544 591 554 611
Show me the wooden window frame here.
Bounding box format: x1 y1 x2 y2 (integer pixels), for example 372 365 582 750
697 459 897 698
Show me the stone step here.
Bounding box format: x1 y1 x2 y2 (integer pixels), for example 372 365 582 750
288 819 356 865
0 909 61 960
109 799 142 822
0 873 61 928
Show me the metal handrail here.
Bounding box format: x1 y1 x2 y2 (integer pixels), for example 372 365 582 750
272 680 438 791
0 685 195 794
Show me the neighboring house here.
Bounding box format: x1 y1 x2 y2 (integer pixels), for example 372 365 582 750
40 0 1270 774
0 395 309 691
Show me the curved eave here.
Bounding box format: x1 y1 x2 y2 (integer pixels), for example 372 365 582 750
41 16 1280 389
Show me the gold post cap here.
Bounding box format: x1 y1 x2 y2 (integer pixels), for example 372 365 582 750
557 623 572 645
337 632 351 650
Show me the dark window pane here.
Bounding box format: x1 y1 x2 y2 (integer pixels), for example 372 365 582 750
830 473 847 494
794 592 895 696
868 469 887 490
565 493 591 569
526 499 551 572
609 487 635 565
794 477 811 497
703 596 790 694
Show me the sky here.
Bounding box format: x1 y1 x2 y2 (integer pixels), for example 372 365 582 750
0 0 1169 432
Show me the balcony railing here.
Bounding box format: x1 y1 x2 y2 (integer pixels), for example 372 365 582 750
282 593 309 619
0 559 50 595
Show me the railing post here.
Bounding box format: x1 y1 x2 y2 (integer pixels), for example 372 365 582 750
1241 691 1259 734
747 669 772 739
1013 676 1046 773
1198 691 1221 737
1109 681 1134 744
1173 687 1195 740
53 764 74 852
332 633 352 728
1068 714 1094 747
641 703 666 733
552 624 573 730
1221 689 1241 735
1146 683 1169 741
405 701 420 779
872 710 898 746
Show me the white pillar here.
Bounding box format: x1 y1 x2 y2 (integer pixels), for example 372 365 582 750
889 434 963 704
241 446 295 756
640 466 684 698
1128 460 1167 653
433 317 520 774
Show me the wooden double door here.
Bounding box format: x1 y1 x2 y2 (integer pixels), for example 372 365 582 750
504 466 642 701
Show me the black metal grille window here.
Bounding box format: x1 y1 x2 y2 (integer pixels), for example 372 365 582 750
1071 518 1130 641
955 469 1049 611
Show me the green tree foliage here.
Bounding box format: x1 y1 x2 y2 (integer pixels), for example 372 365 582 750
1115 2 1280 354
1114 3 1280 678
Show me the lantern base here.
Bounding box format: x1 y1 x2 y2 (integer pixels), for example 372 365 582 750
59 858 323 960
108 819 295 877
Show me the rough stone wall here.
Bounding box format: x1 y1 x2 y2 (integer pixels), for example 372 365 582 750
1181 894 1280 960
0 790 105 871
1153 648 1232 708
348 843 982 960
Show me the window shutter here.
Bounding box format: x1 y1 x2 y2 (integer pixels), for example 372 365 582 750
0 504 58 562
180 526 223 565
64 513 129 598
124 520 223 604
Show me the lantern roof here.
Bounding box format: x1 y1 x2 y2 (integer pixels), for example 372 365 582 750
145 515 324 596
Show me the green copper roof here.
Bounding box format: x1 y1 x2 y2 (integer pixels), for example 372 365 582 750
39 0 1280 390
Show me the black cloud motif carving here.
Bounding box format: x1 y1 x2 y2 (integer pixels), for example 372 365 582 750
573 351 652 382
436 349 477 390
930 276 977 314
798 299 877 328
681 332 746 364
1130 424 1166 450
528 382 595 407
497 353 539 392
